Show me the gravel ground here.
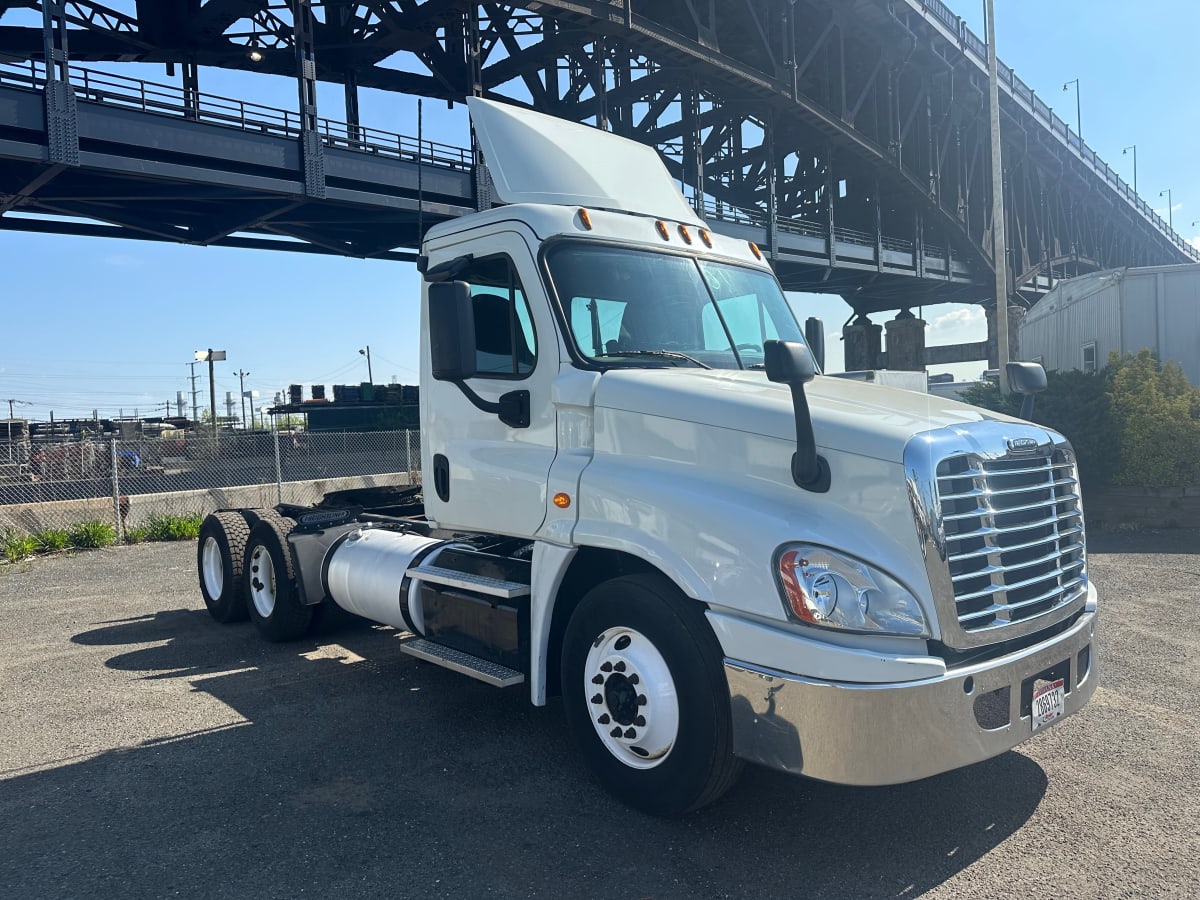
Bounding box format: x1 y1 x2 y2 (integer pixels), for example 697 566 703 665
1 532 1197 899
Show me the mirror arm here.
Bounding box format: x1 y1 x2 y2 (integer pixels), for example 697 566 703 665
451 381 530 429
785 383 831 492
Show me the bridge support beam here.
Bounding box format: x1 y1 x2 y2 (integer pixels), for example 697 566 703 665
843 315 882 371
292 0 325 199
885 310 927 372
42 0 78 167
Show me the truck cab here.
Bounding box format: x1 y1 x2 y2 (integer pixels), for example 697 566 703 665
198 98 1098 817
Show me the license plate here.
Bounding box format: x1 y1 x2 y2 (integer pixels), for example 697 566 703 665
1031 678 1065 731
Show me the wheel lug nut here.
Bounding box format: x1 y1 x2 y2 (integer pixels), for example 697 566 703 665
591 693 603 705
591 674 604 685
598 714 610 725
635 715 646 727
610 727 623 738
636 695 647 706
623 728 636 739
613 661 627 672
600 662 613 673
628 674 639 685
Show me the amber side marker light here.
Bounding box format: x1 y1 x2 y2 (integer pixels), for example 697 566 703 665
699 228 713 248
748 241 763 259
578 208 593 230
655 220 671 240
553 492 572 509
678 224 693 244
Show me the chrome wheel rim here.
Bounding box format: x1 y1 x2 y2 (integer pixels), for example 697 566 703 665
584 626 678 770
201 536 224 599
247 544 277 618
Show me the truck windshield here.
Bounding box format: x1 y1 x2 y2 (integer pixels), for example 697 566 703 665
546 242 808 370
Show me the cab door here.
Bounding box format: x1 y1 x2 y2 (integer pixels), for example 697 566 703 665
420 230 558 538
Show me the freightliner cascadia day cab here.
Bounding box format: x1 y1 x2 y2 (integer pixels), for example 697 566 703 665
196 98 1098 816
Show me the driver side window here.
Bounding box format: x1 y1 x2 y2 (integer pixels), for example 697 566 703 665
459 255 538 378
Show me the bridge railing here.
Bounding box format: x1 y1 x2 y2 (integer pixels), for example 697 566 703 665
0 59 472 172
910 0 1198 262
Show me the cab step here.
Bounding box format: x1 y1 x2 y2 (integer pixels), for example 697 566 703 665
400 638 525 688
407 564 531 599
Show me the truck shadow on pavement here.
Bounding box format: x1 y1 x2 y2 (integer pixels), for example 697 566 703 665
2 609 1047 900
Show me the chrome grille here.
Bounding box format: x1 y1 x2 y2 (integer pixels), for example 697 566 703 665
935 449 1086 634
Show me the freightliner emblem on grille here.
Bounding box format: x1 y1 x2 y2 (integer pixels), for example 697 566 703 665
1006 437 1039 453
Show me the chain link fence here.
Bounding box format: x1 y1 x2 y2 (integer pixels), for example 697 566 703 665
0 429 421 540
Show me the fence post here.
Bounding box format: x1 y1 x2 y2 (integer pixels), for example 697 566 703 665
273 429 284 505
406 429 415 476
110 437 124 542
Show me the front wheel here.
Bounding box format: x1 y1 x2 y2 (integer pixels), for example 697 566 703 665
561 574 742 816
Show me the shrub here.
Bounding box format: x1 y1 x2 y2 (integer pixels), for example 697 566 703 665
135 512 204 542
2 528 38 564
1107 350 1200 487
33 528 72 553
68 520 118 549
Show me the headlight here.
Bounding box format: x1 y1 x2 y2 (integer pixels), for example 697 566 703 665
775 545 929 637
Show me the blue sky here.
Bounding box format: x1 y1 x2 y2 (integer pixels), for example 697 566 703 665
2 0 1197 423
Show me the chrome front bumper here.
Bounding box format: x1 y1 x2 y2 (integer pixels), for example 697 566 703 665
725 608 1098 786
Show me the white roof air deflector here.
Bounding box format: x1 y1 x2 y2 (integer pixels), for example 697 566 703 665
466 97 703 226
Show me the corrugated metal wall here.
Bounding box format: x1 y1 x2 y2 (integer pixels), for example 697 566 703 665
1020 264 1200 384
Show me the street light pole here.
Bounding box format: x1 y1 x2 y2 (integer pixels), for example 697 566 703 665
1062 79 1081 139
985 0 1011 395
195 349 227 439
1160 189 1173 231
359 345 374 384
237 369 250 429
1122 145 1137 195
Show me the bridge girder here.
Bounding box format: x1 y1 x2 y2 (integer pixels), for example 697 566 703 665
0 0 1193 317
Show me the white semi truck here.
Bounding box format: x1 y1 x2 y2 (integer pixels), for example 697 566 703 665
196 99 1098 816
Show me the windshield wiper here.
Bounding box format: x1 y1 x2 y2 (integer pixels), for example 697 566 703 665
594 349 712 369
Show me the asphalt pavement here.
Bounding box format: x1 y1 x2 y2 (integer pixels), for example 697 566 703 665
1 532 1198 899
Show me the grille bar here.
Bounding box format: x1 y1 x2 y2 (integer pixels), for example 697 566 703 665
958 578 1087 625
948 528 1083 564
950 547 1071 582
942 492 1080 522
953 559 1086 603
946 508 1081 543
937 461 1075 481
939 476 1078 502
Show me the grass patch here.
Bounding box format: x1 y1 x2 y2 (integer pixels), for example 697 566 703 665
67 520 119 549
2 512 204 564
2 528 38 564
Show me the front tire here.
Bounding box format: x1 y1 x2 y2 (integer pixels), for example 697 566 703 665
197 512 250 623
561 574 742 816
243 516 313 642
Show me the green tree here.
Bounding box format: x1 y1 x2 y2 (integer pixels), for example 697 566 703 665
1107 350 1200 487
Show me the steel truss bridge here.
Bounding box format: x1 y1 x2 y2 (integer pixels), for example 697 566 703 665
1 0 1195 323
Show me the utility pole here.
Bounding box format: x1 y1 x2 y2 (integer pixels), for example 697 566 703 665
237 369 250 429
985 0 1011 395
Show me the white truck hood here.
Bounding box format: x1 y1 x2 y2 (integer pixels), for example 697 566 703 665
593 368 1006 463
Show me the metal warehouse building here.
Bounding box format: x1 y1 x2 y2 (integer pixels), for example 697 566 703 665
1019 263 1200 385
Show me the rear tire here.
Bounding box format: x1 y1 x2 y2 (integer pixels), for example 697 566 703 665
197 512 250 623
561 573 743 817
243 516 312 642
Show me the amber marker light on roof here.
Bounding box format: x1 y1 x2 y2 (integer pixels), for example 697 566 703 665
699 228 713 247
655 220 671 240
553 492 572 509
678 224 693 244
578 208 593 230
749 241 763 259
